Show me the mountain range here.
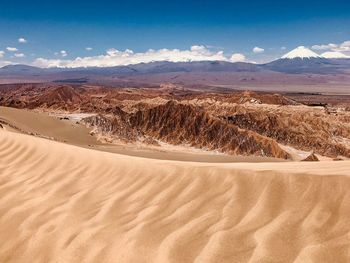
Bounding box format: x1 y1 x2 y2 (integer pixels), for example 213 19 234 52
1 47 350 90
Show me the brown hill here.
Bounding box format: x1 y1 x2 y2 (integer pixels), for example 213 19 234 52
0 84 85 110
35 86 84 109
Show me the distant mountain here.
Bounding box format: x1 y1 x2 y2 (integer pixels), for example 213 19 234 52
125 61 261 74
281 46 321 59
55 61 261 75
262 46 350 74
263 57 336 74
0 64 46 75
0 61 261 76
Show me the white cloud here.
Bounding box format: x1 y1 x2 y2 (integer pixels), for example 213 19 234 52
321 51 349 59
6 47 18 52
311 41 350 53
14 53 25 58
311 43 337 50
338 41 350 52
33 45 231 68
60 50 68 57
253 47 264 53
85 47 93 51
0 60 12 67
18 38 27 43
0 51 4 58
230 53 246 62
281 47 287 50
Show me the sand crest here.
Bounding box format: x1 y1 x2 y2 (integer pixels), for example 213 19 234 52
0 130 350 262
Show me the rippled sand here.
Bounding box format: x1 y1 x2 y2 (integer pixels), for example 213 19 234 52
1 130 350 262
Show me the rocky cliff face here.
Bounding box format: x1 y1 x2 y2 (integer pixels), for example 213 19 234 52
132 101 290 158
82 107 138 142
83 101 290 159
222 108 350 158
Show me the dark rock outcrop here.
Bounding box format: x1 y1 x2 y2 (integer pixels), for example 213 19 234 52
302 152 319 162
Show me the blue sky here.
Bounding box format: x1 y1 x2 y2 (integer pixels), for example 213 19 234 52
0 0 350 67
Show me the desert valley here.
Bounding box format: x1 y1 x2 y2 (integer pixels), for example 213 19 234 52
1 3 350 260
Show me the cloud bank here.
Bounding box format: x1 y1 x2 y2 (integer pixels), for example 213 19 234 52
230 53 246 62
311 40 350 53
33 45 245 68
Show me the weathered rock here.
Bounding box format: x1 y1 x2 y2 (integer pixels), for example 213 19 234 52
129 101 290 159
302 152 319 162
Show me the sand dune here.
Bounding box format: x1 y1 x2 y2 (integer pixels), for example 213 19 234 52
1 130 350 262
0 106 100 146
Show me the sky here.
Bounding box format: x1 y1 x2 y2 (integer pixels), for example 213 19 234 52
0 0 350 67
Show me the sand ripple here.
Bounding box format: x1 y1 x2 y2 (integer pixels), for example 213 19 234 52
0 130 350 262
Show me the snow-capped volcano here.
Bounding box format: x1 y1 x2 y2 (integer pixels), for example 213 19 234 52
281 46 321 59
265 46 334 74
321 51 349 59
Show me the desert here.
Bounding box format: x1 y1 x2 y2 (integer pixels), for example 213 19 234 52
1 128 350 262
1 2 350 261
1 81 350 262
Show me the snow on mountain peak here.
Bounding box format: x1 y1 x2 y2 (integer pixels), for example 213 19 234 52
321 51 349 59
281 46 321 59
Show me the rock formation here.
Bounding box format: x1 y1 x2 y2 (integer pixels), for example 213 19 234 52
1 84 350 159
302 152 319 162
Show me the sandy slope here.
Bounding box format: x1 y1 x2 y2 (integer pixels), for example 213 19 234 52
0 130 350 262
0 106 99 146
